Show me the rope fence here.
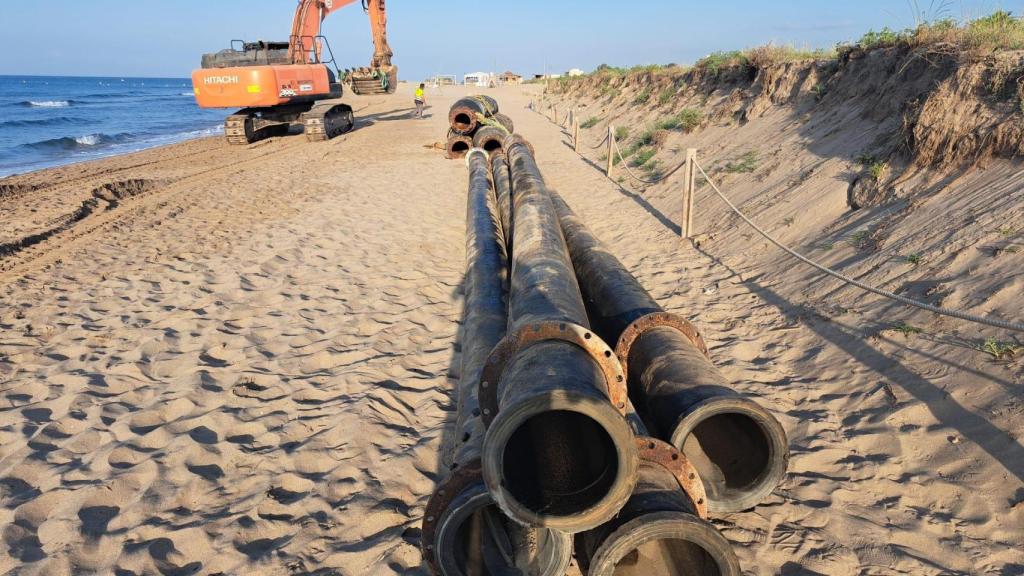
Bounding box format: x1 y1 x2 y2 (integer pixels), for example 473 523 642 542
529 102 1024 334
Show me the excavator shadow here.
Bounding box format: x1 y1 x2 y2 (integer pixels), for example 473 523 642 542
357 107 419 125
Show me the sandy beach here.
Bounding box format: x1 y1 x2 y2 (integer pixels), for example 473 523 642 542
1 81 1022 575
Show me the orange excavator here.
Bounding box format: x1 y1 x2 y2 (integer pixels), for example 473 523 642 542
192 0 397 144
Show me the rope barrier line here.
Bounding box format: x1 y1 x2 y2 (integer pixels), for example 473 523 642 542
532 99 1021 332
611 137 689 186
588 132 610 150
694 161 1024 333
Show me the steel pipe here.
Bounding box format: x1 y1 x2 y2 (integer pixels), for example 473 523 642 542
575 410 739 575
489 151 512 253
574 461 741 576
548 190 789 514
473 126 508 155
446 134 473 160
480 137 638 533
449 96 499 135
422 149 571 576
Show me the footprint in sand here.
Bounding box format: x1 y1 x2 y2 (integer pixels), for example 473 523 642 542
231 376 287 401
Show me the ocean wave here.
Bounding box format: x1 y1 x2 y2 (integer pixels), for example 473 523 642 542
25 133 133 151
20 100 74 108
0 117 91 128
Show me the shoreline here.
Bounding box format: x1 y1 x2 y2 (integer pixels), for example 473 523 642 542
0 127 225 180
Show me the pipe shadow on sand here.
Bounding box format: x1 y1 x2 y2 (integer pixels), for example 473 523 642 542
692 245 1024 484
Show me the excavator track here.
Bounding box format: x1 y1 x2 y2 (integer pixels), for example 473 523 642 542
302 102 355 142
225 110 289 145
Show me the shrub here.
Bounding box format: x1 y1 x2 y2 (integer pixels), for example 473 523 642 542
615 126 630 141
581 116 601 129
725 151 759 173
853 11 1024 52
977 337 1021 359
654 109 702 132
658 87 676 105
697 51 750 75
868 161 888 181
677 108 703 132
656 116 683 131
631 147 657 167
633 88 652 105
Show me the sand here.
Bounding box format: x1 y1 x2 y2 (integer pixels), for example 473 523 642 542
0 82 1021 575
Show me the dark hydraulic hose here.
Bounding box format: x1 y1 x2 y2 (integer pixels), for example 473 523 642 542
548 190 789 514
480 137 638 533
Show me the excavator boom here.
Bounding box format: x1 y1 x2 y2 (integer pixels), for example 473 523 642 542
287 0 393 71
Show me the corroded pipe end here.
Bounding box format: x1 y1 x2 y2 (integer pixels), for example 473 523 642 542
582 511 741 576
448 107 478 135
447 135 474 160
473 127 509 155
482 388 639 533
670 396 789 514
436 482 573 576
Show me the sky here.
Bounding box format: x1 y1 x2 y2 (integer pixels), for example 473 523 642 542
1 0 1022 80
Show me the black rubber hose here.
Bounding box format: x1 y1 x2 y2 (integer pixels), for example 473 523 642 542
428 149 571 576
480 138 638 533
548 190 789 514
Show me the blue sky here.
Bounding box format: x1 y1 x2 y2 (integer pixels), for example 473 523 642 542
1 0 1021 80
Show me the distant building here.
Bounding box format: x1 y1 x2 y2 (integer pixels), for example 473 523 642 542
498 71 522 85
463 72 493 87
428 75 457 86
567 68 585 77
533 73 563 80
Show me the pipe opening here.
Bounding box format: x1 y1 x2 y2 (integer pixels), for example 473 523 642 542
612 539 722 576
482 139 503 153
453 112 473 130
438 488 570 576
502 410 618 516
682 412 771 503
450 140 471 156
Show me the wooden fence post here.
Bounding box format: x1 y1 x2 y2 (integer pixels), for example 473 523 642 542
682 148 697 239
573 118 580 153
606 126 615 179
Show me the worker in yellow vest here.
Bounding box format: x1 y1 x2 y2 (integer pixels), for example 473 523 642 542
414 83 426 119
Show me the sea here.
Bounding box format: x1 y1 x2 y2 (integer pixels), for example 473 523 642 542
0 75 226 178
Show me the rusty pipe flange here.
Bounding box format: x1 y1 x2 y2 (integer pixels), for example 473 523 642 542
636 437 708 519
422 460 574 576
614 312 709 375
421 460 484 573
479 321 627 428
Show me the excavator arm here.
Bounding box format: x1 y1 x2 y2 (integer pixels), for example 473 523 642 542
288 0 393 71
366 0 393 69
